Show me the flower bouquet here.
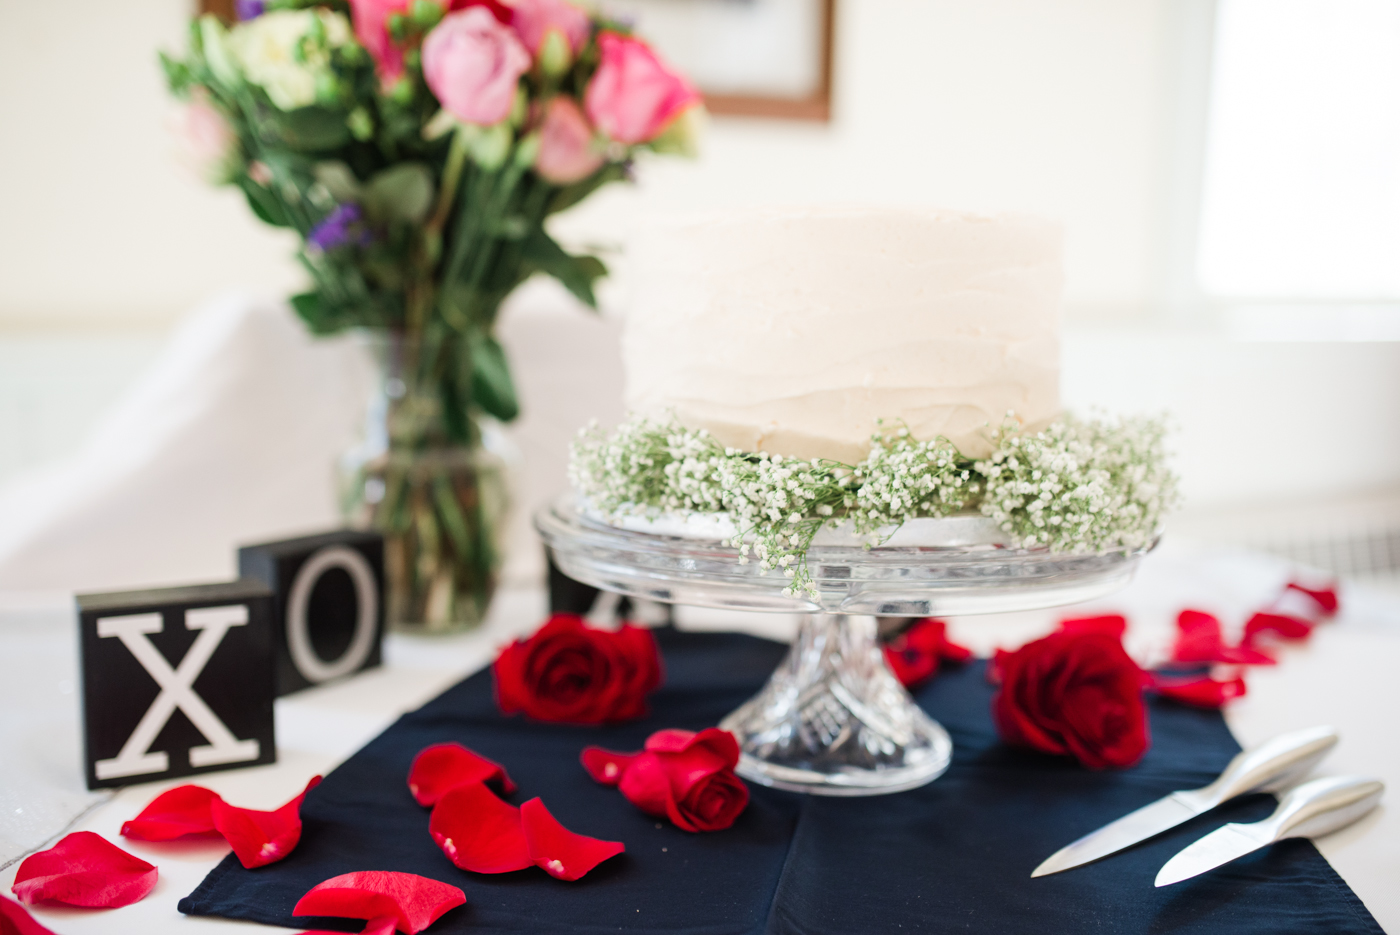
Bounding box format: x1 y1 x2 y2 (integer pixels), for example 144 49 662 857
162 0 702 630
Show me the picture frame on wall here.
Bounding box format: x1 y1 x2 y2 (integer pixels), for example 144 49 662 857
602 0 836 121
198 0 836 122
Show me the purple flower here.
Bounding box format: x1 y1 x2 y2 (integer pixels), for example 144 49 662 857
307 203 372 251
235 0 265 20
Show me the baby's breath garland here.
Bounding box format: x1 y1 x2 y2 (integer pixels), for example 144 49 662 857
569 414 1177 596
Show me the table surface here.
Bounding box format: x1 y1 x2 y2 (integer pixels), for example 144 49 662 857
2 541 1396 933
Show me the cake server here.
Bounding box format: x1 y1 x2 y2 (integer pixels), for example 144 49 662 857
1031 725 1339 878
1155 774 1384 886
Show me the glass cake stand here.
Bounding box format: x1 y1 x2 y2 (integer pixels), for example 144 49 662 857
536 494 1153 796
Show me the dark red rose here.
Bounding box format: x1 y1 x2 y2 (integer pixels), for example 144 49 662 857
883 618 971 688
991 619 1149 769
493 614 662 723
581 727 749 832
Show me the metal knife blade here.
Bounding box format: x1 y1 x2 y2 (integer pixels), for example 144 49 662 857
1155 775 1385 887
1031 794 1203 878
1154 822 1275 887
1030 725 1339 878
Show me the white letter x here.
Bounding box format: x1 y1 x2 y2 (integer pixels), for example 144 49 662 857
94 605 261 781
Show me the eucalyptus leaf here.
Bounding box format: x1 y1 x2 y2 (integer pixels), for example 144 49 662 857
363 163 434 225
313 161 362 203
237 176 292 228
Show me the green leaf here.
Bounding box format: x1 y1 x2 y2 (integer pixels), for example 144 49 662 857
268 106 352 151
289 291 322 328
159 51 193 96
468 333 519 422
237 176 292 227
520 227 607 308
363 162 434 225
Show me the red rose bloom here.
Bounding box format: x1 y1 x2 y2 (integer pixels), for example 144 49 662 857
581 727 749 832
991 618 1149 769
883 618 971 688
493 614 662 723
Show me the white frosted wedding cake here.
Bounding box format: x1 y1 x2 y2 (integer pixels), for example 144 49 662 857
623 206 1063 462
571 205 1172 589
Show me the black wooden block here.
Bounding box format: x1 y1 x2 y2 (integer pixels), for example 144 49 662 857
77 579 276 790
546 551 673 626
238 530 385 697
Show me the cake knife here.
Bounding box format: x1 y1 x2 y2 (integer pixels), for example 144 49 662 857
1155 774 1384 886
1031 725 1339 878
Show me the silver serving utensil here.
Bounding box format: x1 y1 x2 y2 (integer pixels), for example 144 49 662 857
1031 725 1339 878
1155 774 1384 886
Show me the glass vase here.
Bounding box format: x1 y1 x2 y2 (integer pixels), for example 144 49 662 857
340 333 515 633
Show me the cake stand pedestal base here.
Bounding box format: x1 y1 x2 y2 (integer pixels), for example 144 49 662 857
719 613 952 796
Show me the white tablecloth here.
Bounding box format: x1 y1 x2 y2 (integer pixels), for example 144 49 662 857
2 542 1396 933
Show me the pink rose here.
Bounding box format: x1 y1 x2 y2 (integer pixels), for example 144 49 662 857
347 0 410 80
584 32 700 145
349 0 513 81
534 97 604 183
510 0 590 55
423 7 532 125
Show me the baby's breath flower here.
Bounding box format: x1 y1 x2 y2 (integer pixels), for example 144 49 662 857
570 412 1176 595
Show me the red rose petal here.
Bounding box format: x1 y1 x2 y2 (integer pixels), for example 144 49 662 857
121 784 222 841
1172 610 1276 665
1058 614 1128 639
616 752 676 821
408 743 516 806
644 727 740 769
293 871 466 935
1151 673 1248 708
1288 581 1339 615
519 798 625 881
1243 611 1313 645
0 894 59 935
428 782 531 873
300 915 399 935
211 775 321 869
579 746 641 786
11 831 157 908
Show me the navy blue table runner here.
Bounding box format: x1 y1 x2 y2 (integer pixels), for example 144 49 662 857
179 627 1382 934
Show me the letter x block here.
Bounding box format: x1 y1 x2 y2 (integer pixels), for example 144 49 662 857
77 580 276 790
238 530 385 696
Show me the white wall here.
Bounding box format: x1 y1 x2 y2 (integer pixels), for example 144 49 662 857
0 0 304 328
0 0 1173 327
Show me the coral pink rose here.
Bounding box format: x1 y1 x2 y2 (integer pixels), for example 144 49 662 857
534 97 604 183
584 32 700 145
423 6 532 124
347 0 410 79
510 0 590 54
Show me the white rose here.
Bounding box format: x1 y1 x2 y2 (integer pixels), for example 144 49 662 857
227 9 352 111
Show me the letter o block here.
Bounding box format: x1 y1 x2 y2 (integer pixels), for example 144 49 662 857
239 531 385 696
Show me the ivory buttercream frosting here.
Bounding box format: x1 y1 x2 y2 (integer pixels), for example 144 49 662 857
623 206 1063 462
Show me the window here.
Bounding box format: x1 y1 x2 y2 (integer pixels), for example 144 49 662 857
1197 0 1400 301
